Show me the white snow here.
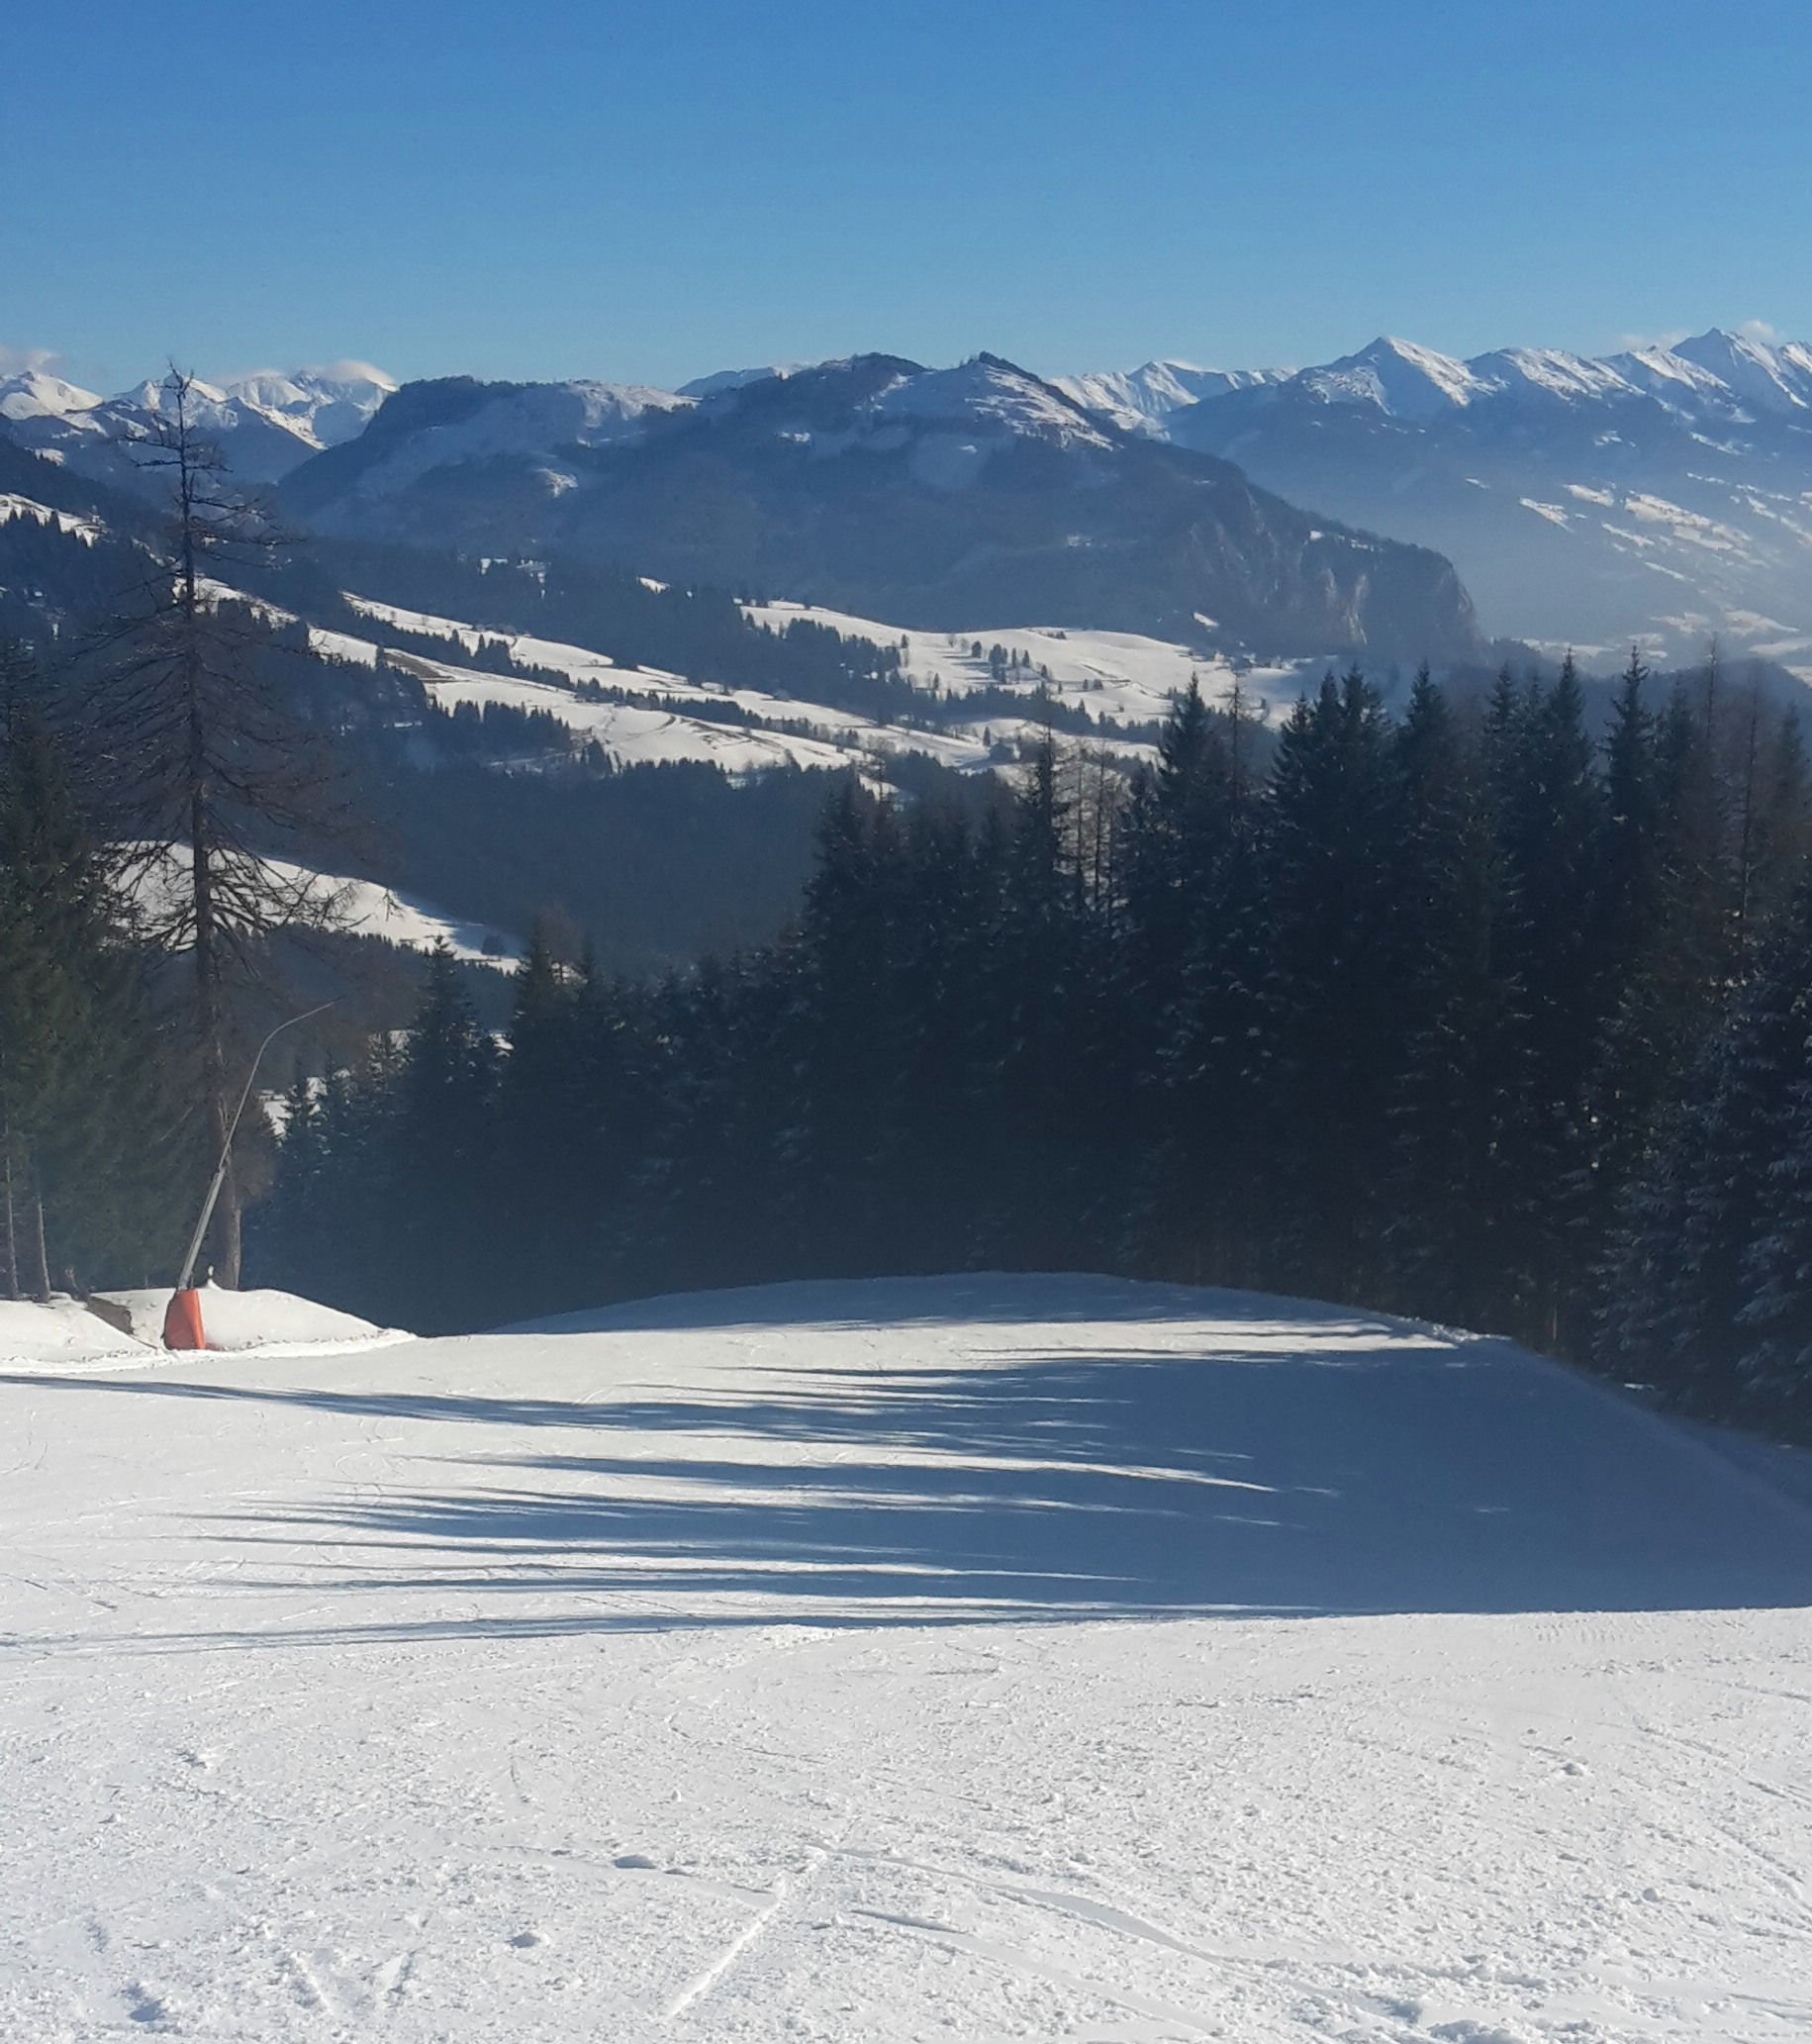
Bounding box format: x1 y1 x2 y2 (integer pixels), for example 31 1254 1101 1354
334 596 986 775
340 594 625 686
0 492 103 543
125 843 521 968
307 625 382 666
87 1285 411 1361
0 368 103 423
1052 328 1812 665
868 358 1116 449
1467 345 1636 405
392 655 896 777
0 1287 406 1374
0 1297 153 1372
2 1270 1808 2041
1297 337 1497 419
323 873 523 966
221 364 398 449
1053 359 1289 434
744 599 1316 721
342 381 691 502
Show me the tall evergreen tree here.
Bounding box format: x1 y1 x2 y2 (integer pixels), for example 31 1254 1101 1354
1263 668 1397 1297
1378 667 1529 1330
0 645 173 1293
1122 681 1267 1282
1599 889 1812 1416
387 944 500 1330
1490 657 1607 1346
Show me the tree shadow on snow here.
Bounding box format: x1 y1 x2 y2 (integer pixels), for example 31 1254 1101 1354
11 1290 1812 1644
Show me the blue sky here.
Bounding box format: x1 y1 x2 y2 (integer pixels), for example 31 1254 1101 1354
5 0 1809 391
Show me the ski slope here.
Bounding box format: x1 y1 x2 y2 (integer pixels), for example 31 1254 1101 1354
3 1273 1810 2042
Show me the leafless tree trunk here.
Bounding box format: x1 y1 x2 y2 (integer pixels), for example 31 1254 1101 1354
1 1149 16 1302
26 1168 50 1302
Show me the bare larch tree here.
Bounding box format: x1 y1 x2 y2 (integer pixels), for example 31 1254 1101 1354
84 369 343 1284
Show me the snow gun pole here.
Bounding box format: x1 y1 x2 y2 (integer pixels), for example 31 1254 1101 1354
173 1000 338 1298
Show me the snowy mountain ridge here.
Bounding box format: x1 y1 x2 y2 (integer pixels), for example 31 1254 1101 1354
1056 329 1812 433
16 324 1811 662
0 360 398 482
276 352 1478 665
1054 328 1812 666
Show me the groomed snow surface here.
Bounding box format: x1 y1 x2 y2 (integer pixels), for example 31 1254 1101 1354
3 1273 1811 2042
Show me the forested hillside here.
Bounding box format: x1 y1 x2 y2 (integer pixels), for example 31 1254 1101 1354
255 655 1812 1441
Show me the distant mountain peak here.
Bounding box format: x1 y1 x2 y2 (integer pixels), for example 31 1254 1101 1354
867 354 1116 449
223 363 400 448
1299 337 1493 419
676 363 804 400
1062 324 1812 665
0 367 103 423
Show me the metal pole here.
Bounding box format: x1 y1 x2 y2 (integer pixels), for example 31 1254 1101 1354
175 999 337 1293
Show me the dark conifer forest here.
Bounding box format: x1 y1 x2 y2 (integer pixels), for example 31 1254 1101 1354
244 654 1812 1444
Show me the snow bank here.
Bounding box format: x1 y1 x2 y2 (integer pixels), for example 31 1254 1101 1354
88 1284 411 1358
0 1296 152 1372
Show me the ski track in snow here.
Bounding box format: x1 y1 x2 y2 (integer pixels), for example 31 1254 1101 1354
2 1271 1810 2041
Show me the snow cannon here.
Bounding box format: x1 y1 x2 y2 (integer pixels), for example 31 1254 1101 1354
163 1288 207 1351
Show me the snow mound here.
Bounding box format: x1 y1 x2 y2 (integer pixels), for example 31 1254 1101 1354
87 1284 411 1359
0 1296 153 1371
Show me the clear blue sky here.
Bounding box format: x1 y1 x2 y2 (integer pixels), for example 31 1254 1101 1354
5 0 1809 392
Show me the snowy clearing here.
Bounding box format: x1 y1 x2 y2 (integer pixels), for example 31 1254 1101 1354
124 844 521 967
2 1272 1810 2041
742 600 1322 723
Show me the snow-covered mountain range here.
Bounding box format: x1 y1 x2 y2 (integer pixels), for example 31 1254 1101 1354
9 327 1810 671
0 360 396 482
274 352 1476 664
1059 331 1812 672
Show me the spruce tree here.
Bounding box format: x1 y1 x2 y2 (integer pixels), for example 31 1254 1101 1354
1121 681 1266 1283
1490 657 1607 1348
0 646 173 1292
1600 890 1812 1415
1379 667 1529 1330
387 944 500 1329
1263 668 1397 1299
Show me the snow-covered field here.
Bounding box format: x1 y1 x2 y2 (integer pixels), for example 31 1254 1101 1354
744 600 1319 725
3 1273 1810 2042
124 845 521 968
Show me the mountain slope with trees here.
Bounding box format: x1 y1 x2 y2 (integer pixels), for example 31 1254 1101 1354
256 652 1812 1451
276 354 1481 665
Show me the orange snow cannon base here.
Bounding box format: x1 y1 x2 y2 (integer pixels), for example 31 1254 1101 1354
162 1288 207 1351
